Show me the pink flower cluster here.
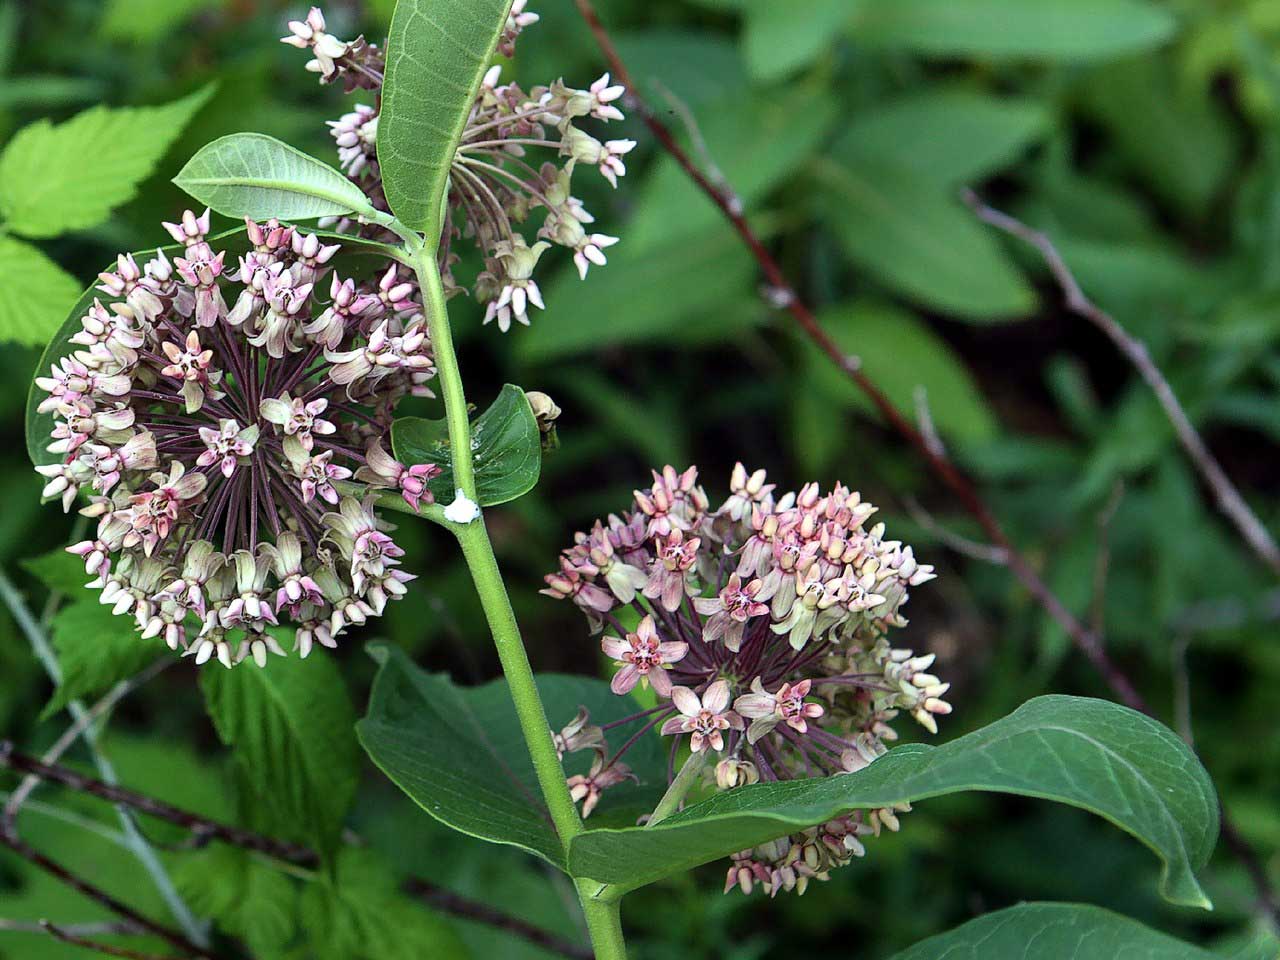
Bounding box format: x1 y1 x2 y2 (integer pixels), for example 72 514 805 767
545 464 947 895
285 5 633 333
35 212 442 668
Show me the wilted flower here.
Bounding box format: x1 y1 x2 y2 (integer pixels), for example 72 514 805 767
35 212 438 667
543 463 947 892
284 5 630 332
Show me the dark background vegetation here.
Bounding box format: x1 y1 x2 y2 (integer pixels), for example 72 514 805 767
1 0 1277 957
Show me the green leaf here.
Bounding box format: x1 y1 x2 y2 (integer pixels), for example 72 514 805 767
100 0 223 43
298 848 470 960
612 30 747 108
0 236 80 346
742 0 855 81
568 696 1218 908
378 0 513 234
515 222 757 361
357 644 666 869
814 157 1036 321
173 133 374 222
887 902 1217 960
200 649 360 854
833 89 1052 186
802 300 998 443
42 600 160 718
851 0 1178 60
173 846 297 957
391 383 541 507
628 86 838 251
21 546 91 595
0 85 214 238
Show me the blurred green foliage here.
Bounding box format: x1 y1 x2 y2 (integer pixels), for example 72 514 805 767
0 0 1278 957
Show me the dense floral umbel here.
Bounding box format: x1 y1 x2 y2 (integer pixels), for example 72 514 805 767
544 465 946 896
35 211 441 668
284 5 631 332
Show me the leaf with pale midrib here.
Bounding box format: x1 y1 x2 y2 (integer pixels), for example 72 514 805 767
173 133 373 221
379 0 513 234
567 696 1217 908
888 902 1217 960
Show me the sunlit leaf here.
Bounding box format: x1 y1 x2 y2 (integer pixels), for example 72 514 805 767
0 237 80 346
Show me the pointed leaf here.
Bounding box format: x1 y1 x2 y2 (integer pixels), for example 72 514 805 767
391 383 541 506
356 645 666 869
0 85 214 238
200 648 359 854
379 0 513 234
568 696 1218 908
888 903 1217 960
41 599 160 719
173 133 375 221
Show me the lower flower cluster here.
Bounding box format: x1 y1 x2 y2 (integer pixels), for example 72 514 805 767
545 464 947 895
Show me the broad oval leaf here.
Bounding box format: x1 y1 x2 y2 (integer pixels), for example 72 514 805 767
888 902 1217 960
851 0 1178 61
25 227 403 467
173 133 374 221
356 644 666 869
379 0 513 234
391 383 541 506
568 696 1218 908
200 644 360 856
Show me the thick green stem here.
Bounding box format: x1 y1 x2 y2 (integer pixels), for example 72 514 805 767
406 242 627 960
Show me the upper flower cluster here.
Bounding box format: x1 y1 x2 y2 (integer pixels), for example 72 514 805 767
284 4 633 333
35 211 441 668
544 464 945 896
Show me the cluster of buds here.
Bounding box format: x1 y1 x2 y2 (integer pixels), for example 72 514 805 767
284 4 633 333
35 211 443 668
280 6 384 92
544 465 946 895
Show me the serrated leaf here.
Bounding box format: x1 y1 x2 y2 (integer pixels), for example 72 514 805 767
742 0 855 81
802 300 998 442
0 85 214 238
888 902 1216 959
568 696 1218 908
21 546 91 595
200 649 359 854
173 133 374 221
173 847 297 956
356 644 666 869
851 0 1178 60
833 89 1052 186
391 383 541 506
814 157 1036 321
42 600 160 718
298 848 470 960
0 236 80 346
379 0 513 234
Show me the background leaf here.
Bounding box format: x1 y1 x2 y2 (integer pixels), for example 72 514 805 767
40 600 159 719
392 383 542 506
357 644 666 869
850 0 1178 60
200 648 360 854
172 132 374 221
741 0 854 81
887 902 1217 959
568 696 1218 907
0 237 80 346
378 0 513 233
0 85 214 238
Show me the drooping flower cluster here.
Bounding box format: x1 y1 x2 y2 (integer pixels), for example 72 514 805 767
544 465 947 896
284 4 633 332
35 211 442 668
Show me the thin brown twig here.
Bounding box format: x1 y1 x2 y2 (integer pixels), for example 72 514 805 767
40 921 187 960
0 745 590 960
963 190 1280 579
569 0 1280 928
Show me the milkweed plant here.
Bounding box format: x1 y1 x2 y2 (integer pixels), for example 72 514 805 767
20 3 1226 958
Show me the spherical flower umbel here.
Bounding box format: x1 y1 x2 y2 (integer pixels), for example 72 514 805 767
35 211 443 668
544 464 947 895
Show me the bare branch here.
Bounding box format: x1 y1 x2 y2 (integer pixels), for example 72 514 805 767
40 922 187 960
407 880 592 960
964 190 1280 578
902 497 1009 565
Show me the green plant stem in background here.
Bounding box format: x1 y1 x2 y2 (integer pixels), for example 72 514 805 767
407 243 628 960
647 751 705 828
0 569 210 949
